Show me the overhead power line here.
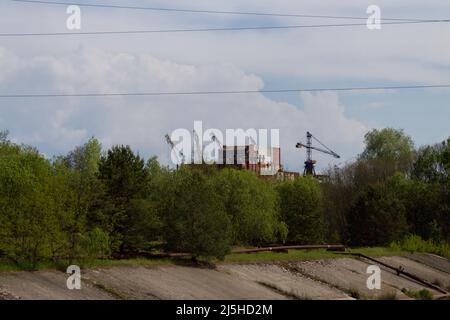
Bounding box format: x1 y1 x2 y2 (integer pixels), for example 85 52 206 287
9 0 436 22
1 84 450 98
1 20 449 37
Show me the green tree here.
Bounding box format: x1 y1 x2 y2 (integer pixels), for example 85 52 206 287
58 137 108 260
411 138 450 242
413 138 450 182
122 198 162 252
0 142 63 267
0 130 9 143
360 128 414 175
212 169 286 245
277 177 326 244
347 175 409 246
98 145 155 255
161 168 232 260
401 181 446 242
321 165 353 243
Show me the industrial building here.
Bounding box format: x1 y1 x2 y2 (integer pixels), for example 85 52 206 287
218 144 299 180
165 131 337 180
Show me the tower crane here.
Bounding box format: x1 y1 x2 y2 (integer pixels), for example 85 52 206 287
165 134 185 167
211 133 223 164
193 129 203 164
211 133 222 148
296 131 340 176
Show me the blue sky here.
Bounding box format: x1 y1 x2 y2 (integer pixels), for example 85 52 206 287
0 0 449 172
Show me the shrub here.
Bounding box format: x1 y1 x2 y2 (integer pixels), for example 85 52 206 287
401 288 433 300
391 235 450 259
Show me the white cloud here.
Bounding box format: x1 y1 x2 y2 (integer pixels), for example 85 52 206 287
2 0 449 170
0 47 367 171
2 0 450 84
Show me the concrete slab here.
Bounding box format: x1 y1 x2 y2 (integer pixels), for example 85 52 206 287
0 271 115 300
287 257 443 299
377 256 450 290
1 255 448 300
406 253 450 275
219 263 351 300
84 265 286 300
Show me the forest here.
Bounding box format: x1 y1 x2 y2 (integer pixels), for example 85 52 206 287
0 128 449 267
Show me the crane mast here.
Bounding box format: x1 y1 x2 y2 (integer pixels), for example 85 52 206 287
306 131 313 175
165 134 185 167
193 129 203 164
296 131 340 176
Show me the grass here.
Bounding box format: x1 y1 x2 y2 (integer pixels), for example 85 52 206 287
222 249 340 264
0 246 407 272
0 260 66 272
77 258 172 269
0 257 172 273
390 235 450 259
0 263 24 272
92 282 131 300
222 247 405 264
347 247 407 258
346 288 398 300
376 292 398 300
256 281 310 300
401 288 434 300
347 288 364 300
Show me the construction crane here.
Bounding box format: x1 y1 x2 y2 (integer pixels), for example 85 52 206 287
165 134 185 167
210 133 223 164
192 129 203 164
296 131 340 176
211 133 222 148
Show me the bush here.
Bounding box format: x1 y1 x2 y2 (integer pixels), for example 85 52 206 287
401 288 433 300
391 235 450 259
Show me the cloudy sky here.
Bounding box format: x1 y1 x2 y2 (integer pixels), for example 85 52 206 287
0 0 449 171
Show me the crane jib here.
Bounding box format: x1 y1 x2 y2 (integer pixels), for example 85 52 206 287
296 132 340 176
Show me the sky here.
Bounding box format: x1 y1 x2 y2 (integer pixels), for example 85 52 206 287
0 0 449 172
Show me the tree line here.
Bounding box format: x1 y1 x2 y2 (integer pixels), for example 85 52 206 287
323 128 450 246
0 128 449 267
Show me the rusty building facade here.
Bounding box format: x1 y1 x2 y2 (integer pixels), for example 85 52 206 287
218 145 298 180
